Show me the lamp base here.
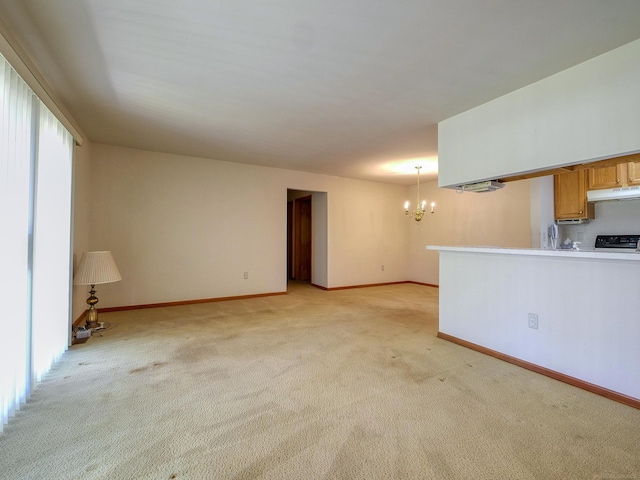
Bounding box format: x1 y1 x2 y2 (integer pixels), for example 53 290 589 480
84 286 100 329
84 306 99 329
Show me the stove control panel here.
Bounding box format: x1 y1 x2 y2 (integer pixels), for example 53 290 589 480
594 235 640 250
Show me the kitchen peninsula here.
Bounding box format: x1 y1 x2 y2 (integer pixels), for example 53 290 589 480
427 245 640 408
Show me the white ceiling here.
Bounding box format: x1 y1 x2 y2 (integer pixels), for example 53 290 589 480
2 1 640 185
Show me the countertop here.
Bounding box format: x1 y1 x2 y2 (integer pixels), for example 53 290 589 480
425 245 640 261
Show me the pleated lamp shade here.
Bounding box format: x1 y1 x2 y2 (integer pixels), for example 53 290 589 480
73 251 122 285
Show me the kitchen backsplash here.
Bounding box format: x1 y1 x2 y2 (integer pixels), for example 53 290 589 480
561 199 640 248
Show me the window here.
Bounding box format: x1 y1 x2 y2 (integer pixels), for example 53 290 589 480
0 54 73 432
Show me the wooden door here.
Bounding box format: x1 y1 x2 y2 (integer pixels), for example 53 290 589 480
287 200 293 279
294 196 312 281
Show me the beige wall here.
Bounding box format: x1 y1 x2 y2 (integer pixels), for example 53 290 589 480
408 179 533 285
87 144 410 308
74 144 535 309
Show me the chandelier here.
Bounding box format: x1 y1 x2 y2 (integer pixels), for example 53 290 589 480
404 166 435 221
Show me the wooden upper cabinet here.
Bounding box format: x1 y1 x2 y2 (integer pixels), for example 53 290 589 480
626 161 640 186
588 163 625 189
498 152 640 187
588 161 640 189
554 170 594 220
553 156 640 221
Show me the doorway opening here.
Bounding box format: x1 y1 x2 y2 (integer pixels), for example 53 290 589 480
287 190 328 289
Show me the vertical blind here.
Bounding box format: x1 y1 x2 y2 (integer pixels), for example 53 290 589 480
0 54 73 432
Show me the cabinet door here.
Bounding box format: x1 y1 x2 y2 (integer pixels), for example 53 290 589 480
588 164 624 189
554 171 592 220
626 161 640 186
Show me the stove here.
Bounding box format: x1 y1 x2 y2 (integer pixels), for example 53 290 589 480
594 235 640 251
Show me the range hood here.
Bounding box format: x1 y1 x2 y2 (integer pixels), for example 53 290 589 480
459 180 505 193
587 185 640 202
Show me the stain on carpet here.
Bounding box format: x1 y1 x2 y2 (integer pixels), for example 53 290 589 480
129 361 168 374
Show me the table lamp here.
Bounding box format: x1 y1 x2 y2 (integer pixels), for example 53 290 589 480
73 251 122 329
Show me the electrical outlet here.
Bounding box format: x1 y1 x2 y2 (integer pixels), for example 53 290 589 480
577 231 584 242
243 272 248 279
381 265 384 271
528 313 538 329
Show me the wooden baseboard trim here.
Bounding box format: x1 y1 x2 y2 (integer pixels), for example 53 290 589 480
312 281 439 291
406 281 439 288
314 281 410 291
437 332 640 410
98 291 287 313
72 310 87 327
84 281 437 316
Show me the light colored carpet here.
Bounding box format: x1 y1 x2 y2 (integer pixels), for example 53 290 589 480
0 282 638 480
